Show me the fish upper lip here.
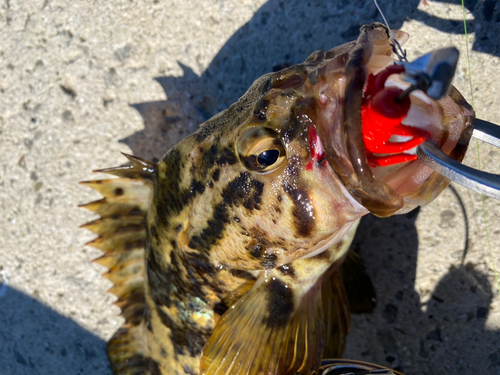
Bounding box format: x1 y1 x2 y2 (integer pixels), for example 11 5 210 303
314 23 406 217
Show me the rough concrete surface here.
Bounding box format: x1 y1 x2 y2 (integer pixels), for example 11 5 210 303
1 0 500 374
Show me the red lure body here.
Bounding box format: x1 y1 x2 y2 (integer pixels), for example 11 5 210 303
361 64 429 167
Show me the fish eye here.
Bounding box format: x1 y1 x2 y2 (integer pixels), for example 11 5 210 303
257 149 280 167
237 127 286 173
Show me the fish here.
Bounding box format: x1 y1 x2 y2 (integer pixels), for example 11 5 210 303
80 23 474 375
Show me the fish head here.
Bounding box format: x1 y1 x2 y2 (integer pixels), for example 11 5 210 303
165 86 366 270
154 23 473 272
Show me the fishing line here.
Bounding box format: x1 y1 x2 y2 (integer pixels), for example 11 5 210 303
373 0 407 62
460 0 500 294
373 0 391 32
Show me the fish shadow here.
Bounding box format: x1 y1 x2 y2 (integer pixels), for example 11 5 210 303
0 286 111 375
347 196 500 374
122 0 428 161
412 0 500 57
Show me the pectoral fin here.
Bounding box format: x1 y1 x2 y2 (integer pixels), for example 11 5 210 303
321 271 351 359
200 274 324 375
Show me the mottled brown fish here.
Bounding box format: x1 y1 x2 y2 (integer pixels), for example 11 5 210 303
81 23 473 375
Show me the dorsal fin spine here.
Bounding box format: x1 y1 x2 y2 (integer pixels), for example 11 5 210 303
80 155 156 374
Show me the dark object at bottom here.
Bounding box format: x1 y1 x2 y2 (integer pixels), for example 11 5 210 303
317 359 404 375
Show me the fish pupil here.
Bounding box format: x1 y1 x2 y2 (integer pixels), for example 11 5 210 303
257 149 279 166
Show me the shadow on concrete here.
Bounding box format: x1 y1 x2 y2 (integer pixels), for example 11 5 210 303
0 286 111 375
121 0 500 162
121 0 423 161
417 265 498 373
348 209 422 373
412 0 500 56
348 195 500 373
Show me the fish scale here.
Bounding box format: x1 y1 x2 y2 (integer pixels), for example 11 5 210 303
81 23 473 375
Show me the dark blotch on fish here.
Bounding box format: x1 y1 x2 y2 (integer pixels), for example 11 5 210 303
244 179 264 210
277 264 295 277
144 305 153 332
199 145 218 171
126 206 144 216
148 250 174 308
222 172 251 206
169 248 220 300
261 253 277 269
150 225 158 239
189 179 205 198
212 168 220 182
121 355 162 375
155 149 186 227
284 156 301 178
156 307 206 357
271 72 306 90
266 279 294 327
222 172 263 210
279 117 300 145
217 147 237 166
124 287 149 327
124 240 143 251
229 269 256 280
188 203 230 253
213 301 229 316
254 99 269 121
250 244 263 259
184 251 217 279
284 183 315 237
188 172 266 252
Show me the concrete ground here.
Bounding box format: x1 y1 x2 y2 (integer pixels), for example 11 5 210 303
1 0 500 374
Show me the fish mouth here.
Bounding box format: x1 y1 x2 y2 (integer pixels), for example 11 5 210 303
315 23 474 217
